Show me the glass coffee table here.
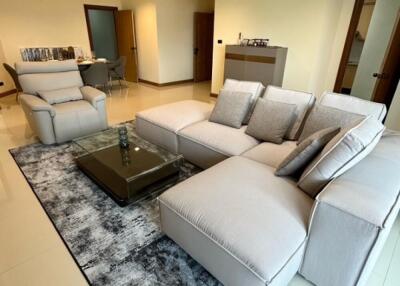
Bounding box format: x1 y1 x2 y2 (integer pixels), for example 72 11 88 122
72 124 183 206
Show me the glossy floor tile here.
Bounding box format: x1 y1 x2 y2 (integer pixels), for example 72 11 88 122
0 81 399 285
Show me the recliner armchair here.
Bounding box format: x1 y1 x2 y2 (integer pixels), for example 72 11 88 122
16 60 108 144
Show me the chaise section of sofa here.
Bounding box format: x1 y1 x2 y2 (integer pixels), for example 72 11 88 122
300 131 400 286
159 156 314 286
135 100 213 154
178 121 259 169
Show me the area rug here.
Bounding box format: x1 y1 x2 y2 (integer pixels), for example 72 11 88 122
9 121 220 286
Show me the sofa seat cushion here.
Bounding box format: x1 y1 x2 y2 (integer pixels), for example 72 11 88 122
178 121 259 168
52 100 104 143
242 141 297 168
159 156 313 285
135 100 213 154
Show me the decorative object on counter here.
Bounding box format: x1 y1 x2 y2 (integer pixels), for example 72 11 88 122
20 46 84 62
241 38 269 47
118 126 130 149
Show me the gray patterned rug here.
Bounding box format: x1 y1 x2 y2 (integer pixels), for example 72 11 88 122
9 121 220 286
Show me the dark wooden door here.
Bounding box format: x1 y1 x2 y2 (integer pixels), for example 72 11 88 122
194 12 214 82
372 11 400 109
116 10 138 82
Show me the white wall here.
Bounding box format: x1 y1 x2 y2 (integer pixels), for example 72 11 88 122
386 81 400 131
351 0 400 100
211 0 354 96
0 0 122 93
121 0 160 83
121 0 214 84
156 0 214 83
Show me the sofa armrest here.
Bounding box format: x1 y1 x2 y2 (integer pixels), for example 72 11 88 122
19 93 55 117
80 86 106 109
300 132 400 286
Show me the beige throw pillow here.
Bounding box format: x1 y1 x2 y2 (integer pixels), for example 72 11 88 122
275 127 340 176
298 104 364 143
298 116 385 197
209 90 253 128
245 99 296 144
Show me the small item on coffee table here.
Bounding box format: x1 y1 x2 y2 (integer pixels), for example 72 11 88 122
118 126 130 149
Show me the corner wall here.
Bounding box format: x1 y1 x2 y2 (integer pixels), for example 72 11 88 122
211 0 354 96
121 0 214 84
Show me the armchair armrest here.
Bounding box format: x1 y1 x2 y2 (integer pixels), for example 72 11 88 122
80 86 106 109
19 93 55 117
300 132 400 286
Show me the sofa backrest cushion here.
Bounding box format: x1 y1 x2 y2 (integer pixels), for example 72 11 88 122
320 91 387 122
38 86 83 105
209 90 253 128
265 86 315 140
16 60 83 95
298 104 364 143
222 79 265 124
298 116 385 197
275 126 340 177
246 99 296 144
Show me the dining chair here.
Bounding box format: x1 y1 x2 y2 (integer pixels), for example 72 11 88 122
81 62 110 93
108 56 127 87
3 63 23 102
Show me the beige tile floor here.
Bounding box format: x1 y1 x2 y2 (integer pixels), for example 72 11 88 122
0 81 399 286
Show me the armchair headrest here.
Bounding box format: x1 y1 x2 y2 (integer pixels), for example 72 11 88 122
15 59 78 75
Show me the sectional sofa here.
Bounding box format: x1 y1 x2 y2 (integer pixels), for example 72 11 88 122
135 80 400 286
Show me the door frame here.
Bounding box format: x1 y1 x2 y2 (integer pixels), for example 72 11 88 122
371 9 400 108
84 4 119 53
333 0 364 93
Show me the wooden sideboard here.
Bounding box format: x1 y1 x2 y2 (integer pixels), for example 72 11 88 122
224 45 287 87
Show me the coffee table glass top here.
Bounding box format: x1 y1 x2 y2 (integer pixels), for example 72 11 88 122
72 123 183 205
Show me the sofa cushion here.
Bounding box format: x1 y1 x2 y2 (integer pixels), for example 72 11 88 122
222 79 265 124
209 90 253 128
159 156 313 285
246 99 296 144
298 116 385 197
298 104 364 142
241 141 297 168
52 100 104 143
265 86 315 140
38 86 83 104
178 121 259 168
320 91 387 122
135 100 213 154
275 127 340 176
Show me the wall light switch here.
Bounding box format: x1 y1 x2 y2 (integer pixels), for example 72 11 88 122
218 39 223 44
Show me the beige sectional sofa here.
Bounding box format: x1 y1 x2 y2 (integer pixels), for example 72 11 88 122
136 82 400 286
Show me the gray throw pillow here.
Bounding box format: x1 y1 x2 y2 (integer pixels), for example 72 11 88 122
209 90 253 128
245 99 296 144
275 126 340 176
298 104 364 143
298 116 385 197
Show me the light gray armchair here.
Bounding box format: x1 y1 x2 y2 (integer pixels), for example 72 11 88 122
16 60 108 144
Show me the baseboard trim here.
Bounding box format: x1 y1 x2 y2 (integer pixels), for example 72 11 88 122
138 78 194 87
0 89 17 98
210 92 218 98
